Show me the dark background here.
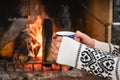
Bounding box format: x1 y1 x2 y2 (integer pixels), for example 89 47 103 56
0 0 19 27
0 0 85 29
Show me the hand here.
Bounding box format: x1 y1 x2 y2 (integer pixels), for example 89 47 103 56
51 30 95 59
51 36 62 59
74 31 95 47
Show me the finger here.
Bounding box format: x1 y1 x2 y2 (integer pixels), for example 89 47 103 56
51 39 58 53
53 35 57 39
55 36 63 42
51 43 59 54
52 35 63 41
74 31 82 42
51 37 62 52
51 39 60 54
74 31 88 42
51 47 58 58
51 53 57 60
74 31 84 38
74 37 80 42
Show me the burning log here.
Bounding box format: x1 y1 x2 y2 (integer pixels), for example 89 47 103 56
0 18 29 61
0 40 15 58
43 18 55 63
13 36 30 63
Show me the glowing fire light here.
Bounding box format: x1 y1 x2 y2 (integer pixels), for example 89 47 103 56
17 2 69 71
27 15 43 61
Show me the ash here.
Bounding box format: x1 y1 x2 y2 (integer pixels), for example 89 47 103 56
0 68 84 80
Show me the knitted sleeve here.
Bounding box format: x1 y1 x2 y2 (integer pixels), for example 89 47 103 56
57 37 120 80
94 39 120 56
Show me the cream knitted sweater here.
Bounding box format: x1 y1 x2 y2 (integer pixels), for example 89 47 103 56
57 37 120 80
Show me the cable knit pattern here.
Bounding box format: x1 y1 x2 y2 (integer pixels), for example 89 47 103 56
57 37 120 80
76 44 120 80
110 44 120 57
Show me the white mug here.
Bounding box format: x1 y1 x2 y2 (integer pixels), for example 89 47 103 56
56 31 75 39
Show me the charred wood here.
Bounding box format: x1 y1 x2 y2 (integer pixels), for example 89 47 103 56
0 18 29 60
43 18 53 66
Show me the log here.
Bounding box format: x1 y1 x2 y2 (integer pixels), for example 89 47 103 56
13 36 30 63
43 18 55 63
0 18 29 58
1 40 15 58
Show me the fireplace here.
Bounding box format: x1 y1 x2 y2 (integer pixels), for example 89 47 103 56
0 0 112 80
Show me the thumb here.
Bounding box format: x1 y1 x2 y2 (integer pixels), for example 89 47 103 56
74 31 85 41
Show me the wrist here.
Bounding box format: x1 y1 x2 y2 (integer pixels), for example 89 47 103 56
91 39 95 48
94 39 110 52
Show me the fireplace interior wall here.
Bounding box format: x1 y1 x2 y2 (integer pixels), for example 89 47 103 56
0 0 112 57
0 0 87 38
0 0 112 43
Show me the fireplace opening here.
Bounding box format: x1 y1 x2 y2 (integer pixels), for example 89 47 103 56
0 0 86 63
0 0 112 80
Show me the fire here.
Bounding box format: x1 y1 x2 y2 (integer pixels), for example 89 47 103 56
16 2 69 71
27 16 43 61
25 15 69 71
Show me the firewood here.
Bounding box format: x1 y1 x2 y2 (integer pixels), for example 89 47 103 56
18 54 31 63
0 18 29 58
1 40 15 58
13 36 30 63
43 19 54 62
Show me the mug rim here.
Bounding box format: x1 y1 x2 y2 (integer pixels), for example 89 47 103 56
56 31 75 36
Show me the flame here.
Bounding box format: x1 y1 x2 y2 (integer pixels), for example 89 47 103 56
17 2 69 71
27 15 43 61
